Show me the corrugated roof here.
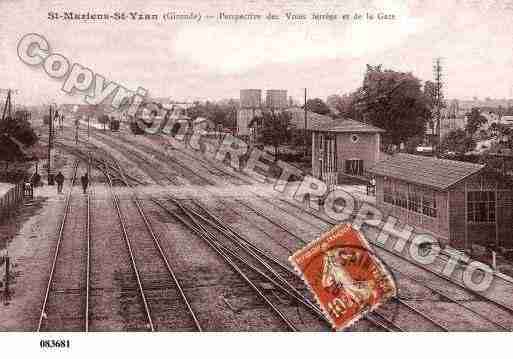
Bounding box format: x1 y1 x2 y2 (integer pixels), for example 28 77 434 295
368 153 485 190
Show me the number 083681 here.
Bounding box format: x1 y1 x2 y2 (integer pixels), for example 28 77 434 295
40 339 70 349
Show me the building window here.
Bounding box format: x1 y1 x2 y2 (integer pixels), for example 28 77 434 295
384 179 394 204
408 188 421 213
394 191 408 209
422 191 437 218
467 191 496 223
345 159 363 176
383 181 437 218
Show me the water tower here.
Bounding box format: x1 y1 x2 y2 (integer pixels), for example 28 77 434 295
237 89 262 136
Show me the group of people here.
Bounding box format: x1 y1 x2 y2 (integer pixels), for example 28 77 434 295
31 171 89 194
55 172 89 194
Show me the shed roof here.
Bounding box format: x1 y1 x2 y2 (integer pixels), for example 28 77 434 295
368 153 485 190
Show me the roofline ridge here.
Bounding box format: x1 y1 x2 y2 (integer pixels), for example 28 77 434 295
395 153 485 168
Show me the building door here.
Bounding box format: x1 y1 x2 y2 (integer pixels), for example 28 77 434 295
319 133 337 189
345 159 363 176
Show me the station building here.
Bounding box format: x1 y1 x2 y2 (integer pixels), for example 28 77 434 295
368 153 513 251
311 119 385 188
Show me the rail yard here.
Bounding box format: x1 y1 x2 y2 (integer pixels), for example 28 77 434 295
1 121 513 332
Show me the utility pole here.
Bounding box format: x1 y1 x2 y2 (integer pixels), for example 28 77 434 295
433 58 444 156
75 119 79 145
47 105 54 185
304 88 308 157
4 253 10 301
1 89 12 121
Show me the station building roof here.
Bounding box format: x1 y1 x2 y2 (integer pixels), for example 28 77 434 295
285 107 385 133
284 107 334 130
368 153 485 190
310 118 385 133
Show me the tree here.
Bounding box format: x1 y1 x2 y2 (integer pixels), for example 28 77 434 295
326 93 359 119
0 114 38 169
306 98 331 115
423 80 437 109
251 111 294 161
354 65 431 145
185 100 236 129
465 107 487 135
439 129 475 155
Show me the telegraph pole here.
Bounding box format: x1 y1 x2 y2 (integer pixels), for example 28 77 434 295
47 105 54 185
304 88 308 157
1 89 13 120
433 58 444 156
75 119 79 144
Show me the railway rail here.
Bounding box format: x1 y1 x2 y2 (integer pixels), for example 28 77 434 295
76 139 401 331
64 129 513 331
218 197 450 331
92 130 245 185
91 131 211 186
96 158 202 331
37 160 85 331
271 197 513 331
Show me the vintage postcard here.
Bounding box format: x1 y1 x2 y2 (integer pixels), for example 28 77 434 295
0 0 512 357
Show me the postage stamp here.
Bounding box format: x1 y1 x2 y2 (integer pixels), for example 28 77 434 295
289 223 396 330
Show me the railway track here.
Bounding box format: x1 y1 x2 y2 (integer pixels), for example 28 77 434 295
199 196 451 331
92 130 246 185
155 197 321 331
80 137 400 331
227 197 456 330
37 160 87 331
97 159 201 331
99 157 317 330
85 183 91 332
91 131 211 186
270 197 513 331
76 130 503 331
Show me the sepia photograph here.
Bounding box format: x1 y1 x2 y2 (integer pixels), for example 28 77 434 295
0 0 512 356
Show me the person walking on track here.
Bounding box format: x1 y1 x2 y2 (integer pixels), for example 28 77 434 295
81 172 89 194
55 171 65 194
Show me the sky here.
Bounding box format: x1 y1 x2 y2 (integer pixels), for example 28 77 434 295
1 0 513 106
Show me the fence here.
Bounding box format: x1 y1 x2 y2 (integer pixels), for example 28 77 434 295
0 182 24 220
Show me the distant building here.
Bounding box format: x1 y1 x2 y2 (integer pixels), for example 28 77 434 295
240 89 262 109
311 119 385 188
237 108 263 137
369 154 513 251
265 90 288 109
456 98 513 111
237 89 262 137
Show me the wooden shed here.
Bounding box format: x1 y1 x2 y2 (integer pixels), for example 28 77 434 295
368 153 513 251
